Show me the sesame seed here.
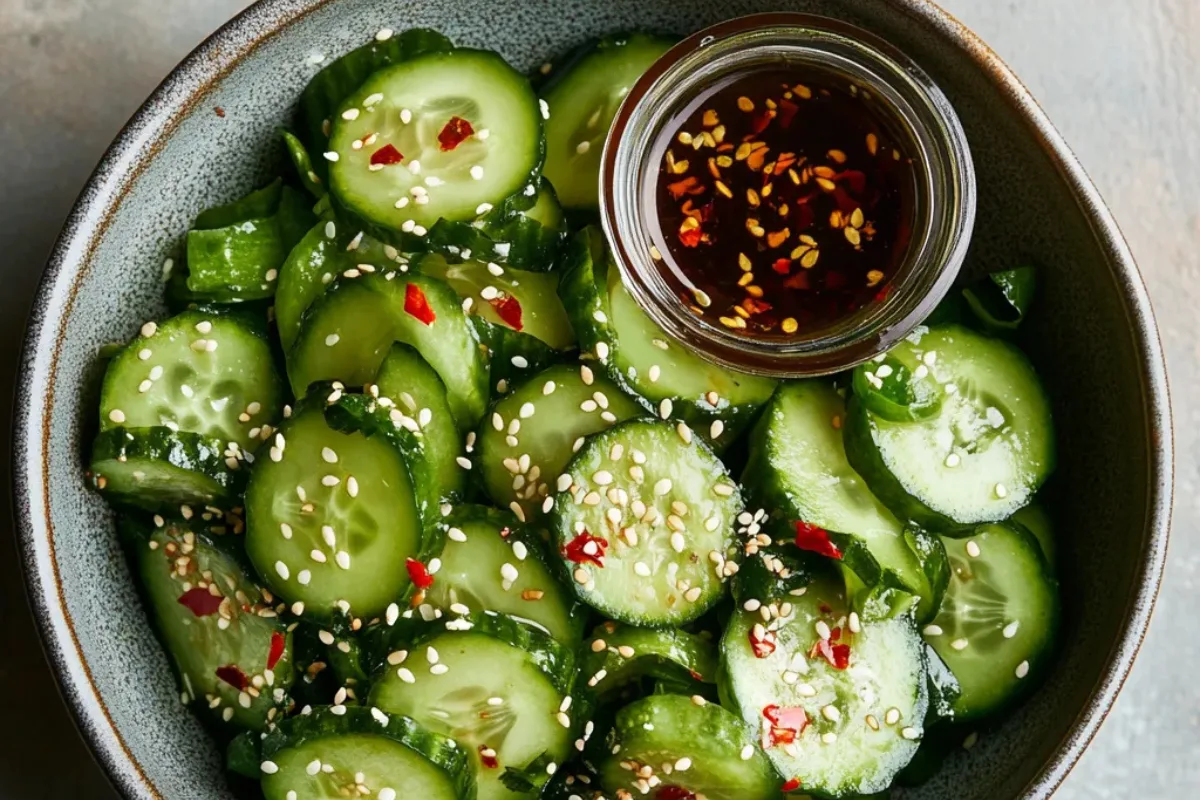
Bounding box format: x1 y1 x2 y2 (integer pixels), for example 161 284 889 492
945 452 961 468
325 333 340 346
821 732 838 744
966 540 981 558
670 532 686 553
318 630 335 645
1003 620 1020 638
951 638 969 651
140 322 157 338
298 570 311 585
659 398 673 419
684 587 702 602
822 704 841 722
324 221 337 239
901 727 920 740
596 341 610 360
556 711 571 728
108 409 126 424
740 745 754 760
573 568 590 585
654 478 673 496
456 457 472 469
674 757 692 771
885 707 901 726
347 476 359 497
995 483 1008 498
1015 660 1030 678
397 667 415 683
923 624 943 636
274 561 290 580
323 151 340 162
335 551 351 569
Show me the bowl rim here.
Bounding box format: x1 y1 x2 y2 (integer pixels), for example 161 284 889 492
10 0 1173 798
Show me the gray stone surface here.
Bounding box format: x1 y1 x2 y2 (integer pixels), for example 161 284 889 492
0 0 1193 796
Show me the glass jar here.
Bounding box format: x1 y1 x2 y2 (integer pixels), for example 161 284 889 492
600 13 975 377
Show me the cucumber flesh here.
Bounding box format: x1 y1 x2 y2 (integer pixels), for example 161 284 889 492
743 381 932 619
551 418 741 626
244 407 423 620
423 505 585 645
924 522 1059 721
845 324 1055 529
579 621 717 697
99 309 283 451
134 519 293 730
1011 502 1056 570
599 694 778 800
89 427 241 512
415 252 575 351
721 573 928 796
476 363 640 524
541 34 674 209
327 48 543 235
288 272 489 429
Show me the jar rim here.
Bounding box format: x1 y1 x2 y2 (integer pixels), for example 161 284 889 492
600 13 976 377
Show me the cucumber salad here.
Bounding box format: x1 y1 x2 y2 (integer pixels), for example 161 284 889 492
88 25 1059 800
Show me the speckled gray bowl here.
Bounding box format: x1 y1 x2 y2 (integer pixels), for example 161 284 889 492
12 1 1172 798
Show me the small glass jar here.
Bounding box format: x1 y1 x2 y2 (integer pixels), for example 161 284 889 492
601 13 975 377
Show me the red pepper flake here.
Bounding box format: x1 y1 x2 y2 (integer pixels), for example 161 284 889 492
370 143 404 166
749 626 776 659
404 283 436 325
438 116 475 151
836 169 868 195
742 297 773 315
489 295 524 331
267 631 286 670
772 258 792 275
667 176 703 200
824 270 848 291
818 603 833 615
656 787 697 800
563 532 607 568
874 284 893 303
499 527 512 538
751 109 775 134
177 587 223 617
777 99 799 129
809 638 852 671
781 778 803 793
478 745 499 769
678 226 703 248
689 669 705 682
215 665 248 691
794 521 843 560
763 704 809 747
406 558 435 590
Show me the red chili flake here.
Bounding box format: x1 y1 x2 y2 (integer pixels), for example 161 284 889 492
678 226 703 248
809 638 852 671
489 295 524 331
772 258 792 275
792 202 815 230
656 787 697 800
267 631 286 670
794 521 843 559
818 603 833 615
783 272 810 290
478 745 499 769
438 116 475 151
689 669 705 682
499 527 512 538
404 283 436 325
563 531 607 568
824 270 848 291
751 109 775 134
749 626 776 659
215 665 248 691
743 297 773 315
763 704 809 747
667 176 703 200
874 284 893 303
836 169 868 195
370 143 404 166
406 558 435 590
829 626 842 642
695 201 716 223
177 587 223 617
781 777 803 793
777 99 800 129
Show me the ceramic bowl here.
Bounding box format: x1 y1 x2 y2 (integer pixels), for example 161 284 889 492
12 1 1172 798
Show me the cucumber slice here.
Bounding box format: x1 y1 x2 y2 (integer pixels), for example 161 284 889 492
427 179 568 272
297 28 455 161
559 228 776 450
598 694 778 800
923 522 1059 722
742 381 934 620
244 405 424 620
962 266 1037 334
372 344 466 506
415 252 575 351
720 573 928 797
1012 502 1056 570
99 309 283 451
541 33 674 209
327 48 543 237
89 427 241 511
845 324 1055 530
579 621 717 697
476 363 641 524
257 706 473 800
288 272 489 429
422 504 585 645
551 418 741 626
851 353 943 423
193 179 283 230
368 613 575 800
131 518 293 730
283 130 326 198
470 317 562 396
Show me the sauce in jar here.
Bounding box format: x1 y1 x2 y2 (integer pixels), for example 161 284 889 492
648 69 916 339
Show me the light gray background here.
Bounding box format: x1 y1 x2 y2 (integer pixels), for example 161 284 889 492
0 0 1194 796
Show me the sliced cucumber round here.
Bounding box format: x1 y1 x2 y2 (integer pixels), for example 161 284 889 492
133 518 293 730
415 252 575 351
1012 502 1056 570
551 418 741 626
288 272 489 429
924 522 1059 721
99 309 283 451
579 621 717 698
845 324 1055 530
541 33 674 209
244 406 423 620
721 573 928 797
258 706 473 800
743 381 933 620
372 343 466 506
427 178 568 272
368 613 574 800
422 505 586 645
89 427 241 511
598 694 778 800
476 363 641 524
327 48 543 236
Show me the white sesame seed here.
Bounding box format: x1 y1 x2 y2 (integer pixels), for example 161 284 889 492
140 321 158 338
659 398 673 419
397 667 415 683
335 551 351 570
519 402 535 418
951 638 969 651
1015 660 1030 678
901 727 920 740
654 478 673 496
298 570 311 585
995 483 1008 498
375 27 394 41
848 611 861 634
325 333 340 346
274 561 290 580
470 165 484 180
945 452 961 468
306 759 321 776
674 757 692 771
448 527 467 543
885 707 901 725
816 620 831 640
456 457 472 469
260 760 279 776
923 624 943 636
108 408 126 423
740 745 754 760
634 562 651 577
476 202 494 216
1003 620 1020 638
137 348 151 360
684 586 702 602
378 789 396 800
324 221 337 239
318 630 335 645
323 151 340 162
966 540 981 558
596 342 610 360
822 705 841 722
